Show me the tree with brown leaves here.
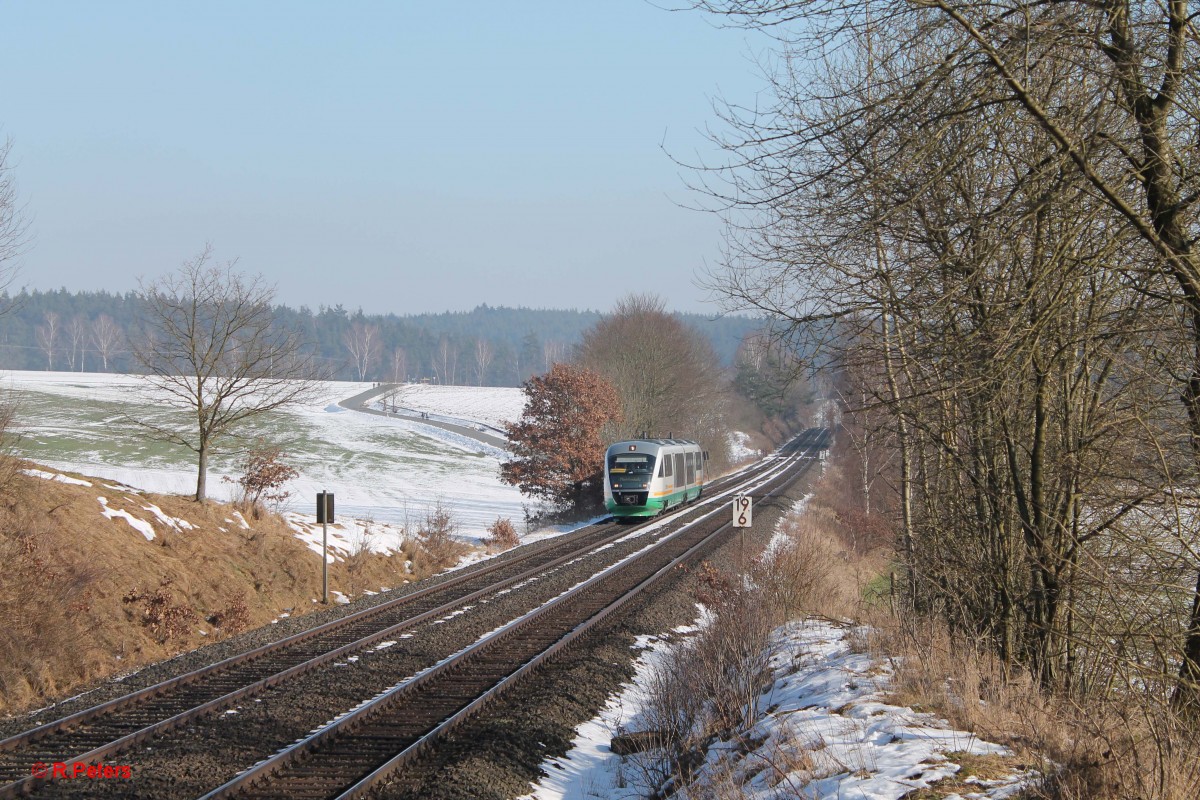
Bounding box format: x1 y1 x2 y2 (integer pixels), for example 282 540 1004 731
500 363 623 508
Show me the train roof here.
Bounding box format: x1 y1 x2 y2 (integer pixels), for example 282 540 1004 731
607 438 700 450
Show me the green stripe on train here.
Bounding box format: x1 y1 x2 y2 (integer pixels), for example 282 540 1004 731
606 486 702 517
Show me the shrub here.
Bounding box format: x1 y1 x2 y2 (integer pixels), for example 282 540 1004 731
223 440 298 518
207 590 250 637
485 517 519 550
345 519 377 595
419 500 465 565
122 578 198 642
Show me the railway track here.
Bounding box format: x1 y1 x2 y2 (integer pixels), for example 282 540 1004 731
201 431 825 800
0 429 826 799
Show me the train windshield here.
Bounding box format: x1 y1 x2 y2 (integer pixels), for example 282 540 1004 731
608 453 656 476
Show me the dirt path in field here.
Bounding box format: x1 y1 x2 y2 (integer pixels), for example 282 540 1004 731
338 384 510 450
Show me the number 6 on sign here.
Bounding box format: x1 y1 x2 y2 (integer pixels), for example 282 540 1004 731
733 495 752 527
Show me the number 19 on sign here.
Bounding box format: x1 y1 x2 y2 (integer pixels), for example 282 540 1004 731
733 495 752 527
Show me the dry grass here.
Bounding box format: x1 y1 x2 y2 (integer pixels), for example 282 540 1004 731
753 508 868 623
859 601 1200 799
769 450 1200 799
899 752 1030 799
0 461 433 716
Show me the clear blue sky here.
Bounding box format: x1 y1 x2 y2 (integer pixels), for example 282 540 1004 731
0 2 767 315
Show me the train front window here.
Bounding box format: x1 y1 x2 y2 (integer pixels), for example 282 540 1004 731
609 454 655 477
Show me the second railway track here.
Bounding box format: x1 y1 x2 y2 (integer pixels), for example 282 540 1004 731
0 428 827 799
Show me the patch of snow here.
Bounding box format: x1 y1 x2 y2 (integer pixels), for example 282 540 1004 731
763 494 813 559
97 496 156 541
22 468 92 486
284 514 413 562
525 620 1035 800
141 502 194 531
728 430 760 463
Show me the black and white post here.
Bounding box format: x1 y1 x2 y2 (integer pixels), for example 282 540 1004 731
317 491 335 604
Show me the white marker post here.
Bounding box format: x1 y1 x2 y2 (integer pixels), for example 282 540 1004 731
733 494 753 528
733 495 752 578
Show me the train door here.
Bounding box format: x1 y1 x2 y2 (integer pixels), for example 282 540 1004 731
674 454 685 491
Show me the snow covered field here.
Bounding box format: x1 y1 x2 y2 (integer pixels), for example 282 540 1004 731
2 371 528 536
380 383 525 431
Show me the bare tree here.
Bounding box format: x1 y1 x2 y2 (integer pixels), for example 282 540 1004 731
91 314 122 372
35 311 58 371
578 294 731 467
690 0 1200 713
434 336 457 385
0 139 27 308
66 315 87 371
542 340 566 371
131 247 320 502
342 321 379 382
390 347 407 383
473 338 493 386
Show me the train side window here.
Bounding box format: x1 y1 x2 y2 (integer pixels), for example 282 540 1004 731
657 460 665 478
675 454 684 482
664 455 672 477
685 453 695 484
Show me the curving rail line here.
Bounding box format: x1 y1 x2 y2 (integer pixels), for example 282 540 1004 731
0 432 823 799
201 430 826 800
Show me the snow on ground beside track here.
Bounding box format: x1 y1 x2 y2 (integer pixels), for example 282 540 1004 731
2 371 528 540
285 512 414 565
728 430 761 463
764 493 813 559
526 620 1035 800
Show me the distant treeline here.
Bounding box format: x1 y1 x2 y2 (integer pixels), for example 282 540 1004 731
0 289 765 386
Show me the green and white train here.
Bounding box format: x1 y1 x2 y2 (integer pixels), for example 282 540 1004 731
604 438 707 519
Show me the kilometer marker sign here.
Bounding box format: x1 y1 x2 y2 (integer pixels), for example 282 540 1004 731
733 494 752 527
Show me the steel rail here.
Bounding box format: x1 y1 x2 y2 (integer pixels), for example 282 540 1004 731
1 517 602 752
0 442 803 798
199 432 823 800
338 441 821 799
